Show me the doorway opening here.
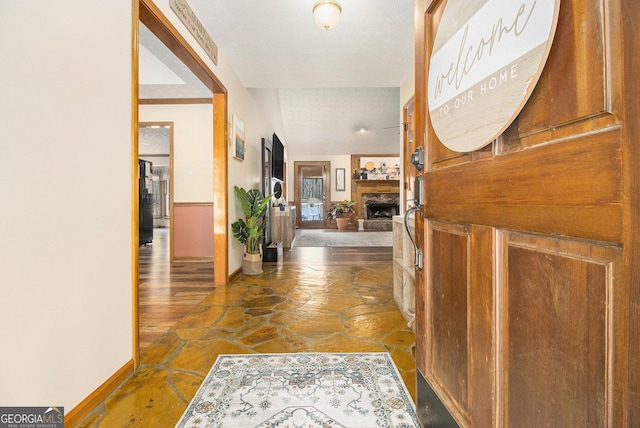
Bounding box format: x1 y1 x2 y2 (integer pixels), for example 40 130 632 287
135 0 228 365
294 161 331 229
139 122 172 234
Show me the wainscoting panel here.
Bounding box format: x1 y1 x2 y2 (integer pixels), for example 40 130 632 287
499 231 621 427
428 222 470 416
173 203 214 259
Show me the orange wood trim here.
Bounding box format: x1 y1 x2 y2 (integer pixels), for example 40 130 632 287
64 359 135 427
131 0 141 369
139 98 213 104
621 0 640 422
213 92 229 286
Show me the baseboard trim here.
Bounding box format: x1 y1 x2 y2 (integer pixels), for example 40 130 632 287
65 359 135 427
229 267 241 282
173 256 215 262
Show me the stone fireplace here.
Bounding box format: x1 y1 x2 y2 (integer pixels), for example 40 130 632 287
349 156 400 231
362 193 400 230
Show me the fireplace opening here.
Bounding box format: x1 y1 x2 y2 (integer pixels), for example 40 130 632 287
366 203 399 220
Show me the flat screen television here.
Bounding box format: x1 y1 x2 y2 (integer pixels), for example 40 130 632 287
272 133 285 181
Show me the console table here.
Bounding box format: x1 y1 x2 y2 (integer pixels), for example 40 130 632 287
271 206 296 248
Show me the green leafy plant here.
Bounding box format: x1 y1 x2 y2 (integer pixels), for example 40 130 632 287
326 200 357 219
231 186 272 255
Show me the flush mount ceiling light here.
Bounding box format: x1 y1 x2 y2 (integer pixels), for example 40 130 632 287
313 0 342 30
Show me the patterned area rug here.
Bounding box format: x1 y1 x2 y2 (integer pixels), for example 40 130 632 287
293 230 393 247
175 352 418 427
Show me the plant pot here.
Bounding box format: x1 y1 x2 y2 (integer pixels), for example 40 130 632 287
242 246 263 275
336 217 349 230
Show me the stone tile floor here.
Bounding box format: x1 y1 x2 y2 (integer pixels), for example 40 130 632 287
76 262 415 427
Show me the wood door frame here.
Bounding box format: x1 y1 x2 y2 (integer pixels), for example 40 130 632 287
134 0 228 366
294 161 331 229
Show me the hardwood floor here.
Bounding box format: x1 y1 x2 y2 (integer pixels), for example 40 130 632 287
281 244 393 265
138 229 394 348
138 228 215 348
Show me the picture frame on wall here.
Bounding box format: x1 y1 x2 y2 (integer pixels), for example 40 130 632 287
233 114 245 161
336 168 345 191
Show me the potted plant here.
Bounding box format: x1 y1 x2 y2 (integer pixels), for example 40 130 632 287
231 186 272 275
326 200 357 230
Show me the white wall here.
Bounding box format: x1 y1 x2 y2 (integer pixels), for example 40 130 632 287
0 0 132 410
140 104 213 202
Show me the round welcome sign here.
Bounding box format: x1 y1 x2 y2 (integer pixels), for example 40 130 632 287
427 0 561 152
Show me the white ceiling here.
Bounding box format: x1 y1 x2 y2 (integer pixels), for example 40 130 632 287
139 0 415 156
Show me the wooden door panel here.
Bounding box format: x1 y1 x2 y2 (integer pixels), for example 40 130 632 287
426 128 622 242
425 223 497 427
429 223 470 412
546 0 607 126
504 0 618 151
499 231 622 426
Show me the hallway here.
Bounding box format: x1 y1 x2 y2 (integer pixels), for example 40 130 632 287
139 229 215 349
77 235 416 427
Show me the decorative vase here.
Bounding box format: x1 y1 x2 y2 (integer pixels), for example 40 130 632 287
336 217 349 230
242 246 263 275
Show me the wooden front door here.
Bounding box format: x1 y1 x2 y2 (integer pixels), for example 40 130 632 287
413 0 639 426
294 161 330 229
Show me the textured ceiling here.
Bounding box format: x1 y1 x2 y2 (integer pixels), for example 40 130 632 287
139 126 170 155
188 0 414 88
278 87 401 155
139 0 415 156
